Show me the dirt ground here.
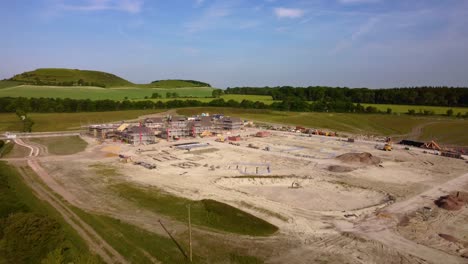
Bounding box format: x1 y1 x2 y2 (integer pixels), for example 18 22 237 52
9 125 468 264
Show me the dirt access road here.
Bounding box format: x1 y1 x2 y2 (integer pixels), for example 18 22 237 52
10 139 130 264
337 172 468 264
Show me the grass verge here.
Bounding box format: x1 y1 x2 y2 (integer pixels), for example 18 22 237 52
71 207 189 263
111 183 278 236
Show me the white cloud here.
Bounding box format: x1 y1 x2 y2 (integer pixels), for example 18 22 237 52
332 17 380 53
60 0 143 14
274 7 305 19
185 4 232 33
338 0 380 4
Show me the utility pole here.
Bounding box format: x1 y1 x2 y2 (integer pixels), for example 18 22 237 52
188 204 193 262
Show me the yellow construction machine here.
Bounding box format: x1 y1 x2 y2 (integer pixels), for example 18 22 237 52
383 137 393 151
216 135 225 142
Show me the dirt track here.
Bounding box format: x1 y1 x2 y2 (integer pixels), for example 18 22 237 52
9 141 129 264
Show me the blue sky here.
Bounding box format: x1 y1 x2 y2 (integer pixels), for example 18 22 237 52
1 0 468 88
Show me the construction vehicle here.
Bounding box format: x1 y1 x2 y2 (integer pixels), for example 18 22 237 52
119 154 132 163
248 143 259 149
383 137 393 151
215 135 225 142
201 130 212 137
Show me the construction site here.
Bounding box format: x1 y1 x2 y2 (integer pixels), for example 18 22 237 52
2 111 468 264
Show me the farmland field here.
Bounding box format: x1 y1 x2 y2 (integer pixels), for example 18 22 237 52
362 103 468 115
0 85 214 100
0 110 162 132
136 94 278 104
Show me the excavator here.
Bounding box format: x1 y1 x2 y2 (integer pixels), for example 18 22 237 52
383 137 393 151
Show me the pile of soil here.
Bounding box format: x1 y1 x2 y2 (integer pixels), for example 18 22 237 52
434 195 465 211
438 234 459 243
328 165 356 173
336 152 381 165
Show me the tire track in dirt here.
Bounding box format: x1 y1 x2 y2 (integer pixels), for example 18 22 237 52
337 172 468 264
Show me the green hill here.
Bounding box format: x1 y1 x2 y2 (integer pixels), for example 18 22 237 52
6 68 212 89
150 79 211 88
9 68 133 87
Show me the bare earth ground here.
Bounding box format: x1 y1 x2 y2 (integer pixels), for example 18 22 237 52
3 120 468 263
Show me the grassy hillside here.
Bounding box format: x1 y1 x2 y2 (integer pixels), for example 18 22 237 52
10 68 133 87
150 79 211 88
419 121 468 145
7 68 212 89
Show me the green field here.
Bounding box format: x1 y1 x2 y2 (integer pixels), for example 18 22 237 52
29 136 88 155
0 162 99 263
0 85 214 100
0 109 161 132
135 94 278 104
362 103 468 115
111 183 278 236
221 94 278 104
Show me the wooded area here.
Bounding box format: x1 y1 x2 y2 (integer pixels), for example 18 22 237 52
224 86 468 107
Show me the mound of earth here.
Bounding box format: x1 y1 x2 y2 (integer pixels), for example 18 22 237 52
327 165 356 173
434 195 464 211
336 152 381 165
438 234 459 243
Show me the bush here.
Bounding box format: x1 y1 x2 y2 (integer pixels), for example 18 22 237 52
1 213 64 264
446 109 454 116
0 142 14 158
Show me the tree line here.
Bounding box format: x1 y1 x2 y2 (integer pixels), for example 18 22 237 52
7 78 106 87
1 97 467 118
224 86 468 107
151 79 211 87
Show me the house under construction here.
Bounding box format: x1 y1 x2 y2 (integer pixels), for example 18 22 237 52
121 126 156 145
88 114 245 143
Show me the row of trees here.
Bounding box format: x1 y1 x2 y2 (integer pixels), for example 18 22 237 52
151 79 211 87
225 86 468 107
10 77 106 87
2 97 466 118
